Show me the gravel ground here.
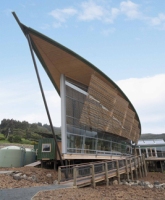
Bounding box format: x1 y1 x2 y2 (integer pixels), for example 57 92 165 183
1 166 165 200
32 185 165 200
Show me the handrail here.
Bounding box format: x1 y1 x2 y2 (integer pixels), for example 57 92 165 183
58 155 147 186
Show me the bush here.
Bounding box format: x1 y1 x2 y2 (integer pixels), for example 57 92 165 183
8 135 22 143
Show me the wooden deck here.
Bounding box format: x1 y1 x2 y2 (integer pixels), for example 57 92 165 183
58 155 147 188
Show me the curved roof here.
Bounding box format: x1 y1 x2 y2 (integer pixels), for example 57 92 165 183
13 12 141 141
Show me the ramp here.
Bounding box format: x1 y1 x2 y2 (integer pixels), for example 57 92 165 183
25 161 41 167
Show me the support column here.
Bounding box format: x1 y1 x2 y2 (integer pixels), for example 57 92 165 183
116 160 120 184
143 154 147 176
91 164 96 188
129 158 133 181
125 159 129 180
60 74 67 154
138 156 142 178
105 162 109 186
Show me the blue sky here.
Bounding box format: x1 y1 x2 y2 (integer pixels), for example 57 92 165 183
0 0 165 134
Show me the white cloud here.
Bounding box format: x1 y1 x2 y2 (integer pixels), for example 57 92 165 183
147 13 165 30
116 74 165 134
78 0 119 23
78 1 104 21
49 7 77 27
120 0 142 20
0 79 61 127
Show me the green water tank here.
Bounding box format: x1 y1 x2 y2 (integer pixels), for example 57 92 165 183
0 146 25 167
24 148 36 165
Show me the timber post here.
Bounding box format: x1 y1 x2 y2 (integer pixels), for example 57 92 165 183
142 154 147 176
138 156 142 178
116 160 120 184
58 167 61 184
73 167 77 186
125 159 129 180
140 156 144 177
91 164 96 188
105 162 109 186
129 158 133 181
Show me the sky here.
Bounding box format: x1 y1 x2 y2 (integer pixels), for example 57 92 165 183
0 0 165 134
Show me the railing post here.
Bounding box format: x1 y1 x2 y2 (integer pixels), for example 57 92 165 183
73 167 77 186
116 160 120 184
140 156 144 177
143 154 147 176
138 156 142 178
58 167 61 184
125 159 129 180
105 162 109 186
91 164 96 188
129 158 133 181
134 157 138 180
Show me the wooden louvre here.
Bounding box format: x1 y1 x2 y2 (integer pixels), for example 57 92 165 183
79 75 140 143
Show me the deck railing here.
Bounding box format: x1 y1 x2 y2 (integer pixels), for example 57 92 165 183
58 155 147 187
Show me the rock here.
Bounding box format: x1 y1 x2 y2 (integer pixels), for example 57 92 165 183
13 173 22 180
154 181 159 185
46 173 52 178
53 180 58 185
22 174 27 180
32 175 37 182
131 183 138 186
113 180 118 185
27 177 33 181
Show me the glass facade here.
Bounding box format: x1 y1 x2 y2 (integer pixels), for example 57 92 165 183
65 77 132 156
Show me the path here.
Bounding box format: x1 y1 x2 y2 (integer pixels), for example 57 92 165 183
0 183 72 200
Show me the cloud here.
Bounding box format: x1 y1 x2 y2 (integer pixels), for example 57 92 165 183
0 78 61 127
120 0 142 20
78 1 119 23
147 13 165 30
116 74 165 133
49 7 77 27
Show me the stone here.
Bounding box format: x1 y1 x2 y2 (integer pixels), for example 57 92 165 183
154 181 159 185
13 173 22 180
46 173 52 178
27 177 33 181
32 175 37 182
22 174 27 179
53 180 58 185
113 180 118 185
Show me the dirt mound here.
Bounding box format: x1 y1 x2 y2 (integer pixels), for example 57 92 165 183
0 166 58 189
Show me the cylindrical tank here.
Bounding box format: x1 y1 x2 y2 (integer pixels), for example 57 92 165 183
0 146 25 167
24 148 36 165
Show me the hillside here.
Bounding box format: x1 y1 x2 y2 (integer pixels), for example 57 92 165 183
0 118 61 145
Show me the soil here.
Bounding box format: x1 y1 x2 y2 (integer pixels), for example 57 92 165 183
0 166 58 189
1 167 165 200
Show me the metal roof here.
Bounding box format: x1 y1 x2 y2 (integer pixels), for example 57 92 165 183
137 139 165 146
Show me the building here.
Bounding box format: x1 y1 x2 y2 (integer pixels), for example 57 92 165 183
14 13 141 161
136 139 165 158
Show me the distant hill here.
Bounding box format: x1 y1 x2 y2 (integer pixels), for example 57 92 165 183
0 118 61 142
140 133 165 141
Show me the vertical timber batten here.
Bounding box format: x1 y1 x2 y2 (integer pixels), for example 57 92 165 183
60 74 67 154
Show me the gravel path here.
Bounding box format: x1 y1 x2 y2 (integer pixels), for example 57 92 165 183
0 184 72 200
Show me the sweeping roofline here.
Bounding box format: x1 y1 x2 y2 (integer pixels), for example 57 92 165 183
12 12 141 136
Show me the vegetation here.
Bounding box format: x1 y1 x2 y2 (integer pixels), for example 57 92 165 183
0 118 61 144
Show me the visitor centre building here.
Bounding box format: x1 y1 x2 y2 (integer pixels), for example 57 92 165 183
14 13 141 160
